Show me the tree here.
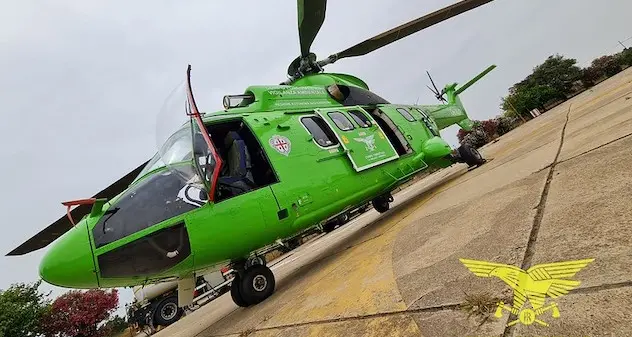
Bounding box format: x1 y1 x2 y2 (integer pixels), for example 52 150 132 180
42 289 119 337
500 54 581 119
580 66 601 88
590 55 622 78
456 128 470 143
101 316 129 337
618 48 632 67
501 84 558 116
0 280 51 337
526 54 582 98
496 116 519 136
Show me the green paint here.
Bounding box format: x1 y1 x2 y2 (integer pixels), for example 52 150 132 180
316 107 399 171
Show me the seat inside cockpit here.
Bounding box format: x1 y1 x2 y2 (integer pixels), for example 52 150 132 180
204 120 278 202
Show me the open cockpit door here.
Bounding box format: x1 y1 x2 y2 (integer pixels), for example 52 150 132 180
315 106 399 172
185 65 223 202
154 65 224 204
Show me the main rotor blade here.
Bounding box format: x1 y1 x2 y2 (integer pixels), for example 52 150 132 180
331 0 493 60
298 0 327 57
6 160 149 256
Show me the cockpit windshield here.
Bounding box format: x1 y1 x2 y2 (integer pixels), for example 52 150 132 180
133 79 217 188
94 76 220 248
134 126 196 182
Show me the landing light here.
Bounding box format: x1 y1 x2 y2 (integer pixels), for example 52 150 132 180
222 94 255 109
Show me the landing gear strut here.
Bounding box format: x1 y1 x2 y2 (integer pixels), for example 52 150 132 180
230 257 276 307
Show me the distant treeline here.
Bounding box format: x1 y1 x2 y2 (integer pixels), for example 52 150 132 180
458 48 632 148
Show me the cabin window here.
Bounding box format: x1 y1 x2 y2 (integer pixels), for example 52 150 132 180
396 108 416 122
301 116 339 148
327 111 355 131
348 110 372 128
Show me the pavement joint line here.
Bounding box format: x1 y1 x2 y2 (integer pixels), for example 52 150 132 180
180 278 632 337
572 280 632 294
222 303 466 336
502 103 572 337
556 130 632 165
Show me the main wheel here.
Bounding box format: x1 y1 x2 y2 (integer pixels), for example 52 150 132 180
457 144 486 167
239 265 276 306
372 197 390 213
230 274 250 307
153 296 183 327
322 221 337 233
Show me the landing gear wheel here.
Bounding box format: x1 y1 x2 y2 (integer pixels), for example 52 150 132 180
239 265 276 306
372 195 392 213
153 296 183 326
230 274 250 307
457 144 486 167
323 221 336 233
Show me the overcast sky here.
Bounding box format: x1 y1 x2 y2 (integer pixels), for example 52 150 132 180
1 0 630 317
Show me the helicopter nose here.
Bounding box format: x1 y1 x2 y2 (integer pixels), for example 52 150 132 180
39 220 98 288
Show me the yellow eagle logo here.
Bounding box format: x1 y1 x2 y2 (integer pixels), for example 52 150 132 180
459 258 594 327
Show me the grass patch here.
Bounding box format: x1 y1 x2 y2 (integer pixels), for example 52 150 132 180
460 291 505 326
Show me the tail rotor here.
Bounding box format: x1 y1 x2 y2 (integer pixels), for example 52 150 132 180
426 71 447 103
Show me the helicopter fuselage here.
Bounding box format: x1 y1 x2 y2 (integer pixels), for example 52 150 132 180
38 71 483 290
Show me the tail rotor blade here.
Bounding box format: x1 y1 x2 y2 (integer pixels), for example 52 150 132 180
427 71 441 95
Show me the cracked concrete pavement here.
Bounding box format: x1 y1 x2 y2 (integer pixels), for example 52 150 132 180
155 67 632 337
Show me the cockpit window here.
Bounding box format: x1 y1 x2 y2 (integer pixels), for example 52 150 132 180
93 166 206 248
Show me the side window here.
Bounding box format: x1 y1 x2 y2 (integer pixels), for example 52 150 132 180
348 110 372 128
327 111 355 131
396 108 416 122
301 116 339 148
97 223 191 278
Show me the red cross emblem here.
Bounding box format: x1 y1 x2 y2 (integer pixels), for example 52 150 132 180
269 135 291 156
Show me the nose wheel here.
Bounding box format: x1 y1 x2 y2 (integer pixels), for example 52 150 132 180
230 264 276 307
